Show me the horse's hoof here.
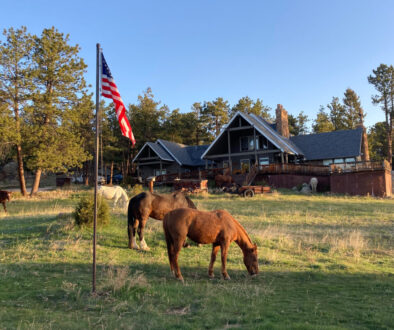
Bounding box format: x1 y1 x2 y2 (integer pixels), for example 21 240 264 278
223 275 231 280
208 273 214 279
141 246 150 251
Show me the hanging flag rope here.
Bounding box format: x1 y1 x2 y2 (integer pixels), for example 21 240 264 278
101 53 136 146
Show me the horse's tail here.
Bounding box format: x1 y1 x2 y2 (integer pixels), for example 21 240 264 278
163 214 174 263
185 195 197 209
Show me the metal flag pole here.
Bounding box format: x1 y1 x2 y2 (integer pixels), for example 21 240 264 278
93 43 101 293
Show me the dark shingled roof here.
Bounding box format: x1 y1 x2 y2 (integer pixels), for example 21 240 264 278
290 127 363 160
158 139 208 166
145 142 173 161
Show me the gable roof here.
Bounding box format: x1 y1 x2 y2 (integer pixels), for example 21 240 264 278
158 139 208 166
133 139 209 166
290 127 363 161
132 141 174 163
201 111 302 158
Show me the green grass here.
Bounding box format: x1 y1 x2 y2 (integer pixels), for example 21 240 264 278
0 188 393 329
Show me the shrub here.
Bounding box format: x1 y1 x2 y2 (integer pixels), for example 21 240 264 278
132 184 144 196
74 194 110 227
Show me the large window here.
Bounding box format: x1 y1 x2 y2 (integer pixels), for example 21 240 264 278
259 136 269 150
240 136 260 151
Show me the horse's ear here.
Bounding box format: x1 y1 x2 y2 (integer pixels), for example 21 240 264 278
253 243 257 251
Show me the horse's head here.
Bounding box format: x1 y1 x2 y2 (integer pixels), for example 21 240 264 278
244 243 259 276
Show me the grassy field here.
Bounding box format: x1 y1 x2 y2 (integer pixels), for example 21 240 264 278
0 188 393 329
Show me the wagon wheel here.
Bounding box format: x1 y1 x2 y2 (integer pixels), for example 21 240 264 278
243 189 255 197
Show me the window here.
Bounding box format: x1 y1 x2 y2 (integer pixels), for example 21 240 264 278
223 161 229 168
259 157 269 166
240 159 250 173
240 136 258 151
259 136 268 150
154 169 166 176
345 158 355 163
322 159 333 165
240 137 249 151
334 158 344 164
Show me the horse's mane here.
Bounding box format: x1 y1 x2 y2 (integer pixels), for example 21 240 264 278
228 213 253 246
184 195 197 209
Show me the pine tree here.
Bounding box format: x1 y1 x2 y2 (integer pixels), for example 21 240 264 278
27 27 91 195
328 97 347 130
313 106 334 133
368 64 394 166
0 27 34 195
343 88 363 129
229 96 272 120
200 97 229 137
128 88 168 151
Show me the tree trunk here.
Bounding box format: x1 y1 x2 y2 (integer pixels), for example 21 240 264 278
388 111 393 168
16 144 27 196
30 168 42 196
109 161 114 185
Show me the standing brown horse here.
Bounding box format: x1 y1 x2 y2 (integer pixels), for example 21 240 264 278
127 191 196 250
163 208 259 282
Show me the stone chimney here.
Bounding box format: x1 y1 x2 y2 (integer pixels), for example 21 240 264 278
358 124 370 161
358 110 370 162
275 104 289 138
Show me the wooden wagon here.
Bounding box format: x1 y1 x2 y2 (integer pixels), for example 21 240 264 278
238 185 271 197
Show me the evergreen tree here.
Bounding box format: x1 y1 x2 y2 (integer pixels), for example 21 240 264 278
289 111 309 135
343 88 364 129
313 106 335 133
328 97 347 130
128 88 168 151
27 27 91 195
368 122 390 161
0 27 34 195
368 64 394 166
229 96 272 120
200 97 229 137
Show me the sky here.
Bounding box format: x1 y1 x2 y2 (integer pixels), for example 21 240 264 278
2 0 394 129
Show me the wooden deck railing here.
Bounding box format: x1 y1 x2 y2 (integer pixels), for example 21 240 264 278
154 161 390 183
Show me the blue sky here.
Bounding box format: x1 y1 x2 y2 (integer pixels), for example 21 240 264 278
2 0 394 129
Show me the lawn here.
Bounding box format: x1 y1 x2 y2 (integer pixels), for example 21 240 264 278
0 188 393 329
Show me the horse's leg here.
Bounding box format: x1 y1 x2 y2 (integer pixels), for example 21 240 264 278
128 219 139 249
138 215 150 251
172 238 185 282
208 244 220 278
2 202 6 213
220 241 231 280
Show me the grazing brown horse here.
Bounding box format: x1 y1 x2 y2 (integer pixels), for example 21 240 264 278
127 191 196 250
163 208 259 282
0 190 12 213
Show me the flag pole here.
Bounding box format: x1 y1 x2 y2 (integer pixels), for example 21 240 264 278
93 43 101 293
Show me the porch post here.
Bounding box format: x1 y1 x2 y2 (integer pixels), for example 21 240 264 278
160 159 162 174
281 152 284 164
253 128 257 165
227 130 232 172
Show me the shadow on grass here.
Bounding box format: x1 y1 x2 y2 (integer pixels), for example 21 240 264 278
0 261 393 329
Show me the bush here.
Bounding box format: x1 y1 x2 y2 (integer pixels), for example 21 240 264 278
74 194 110 227
132 184 144 196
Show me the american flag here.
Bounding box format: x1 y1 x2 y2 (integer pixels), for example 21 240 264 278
101 53 136 146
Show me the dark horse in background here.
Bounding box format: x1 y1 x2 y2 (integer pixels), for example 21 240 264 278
0 191 12 213
127 191 196 250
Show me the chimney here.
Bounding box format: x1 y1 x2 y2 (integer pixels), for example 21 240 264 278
358 109 370 162
275 104 289 138
358 124 370 162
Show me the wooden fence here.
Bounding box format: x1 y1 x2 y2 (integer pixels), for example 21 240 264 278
154 161 390 184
